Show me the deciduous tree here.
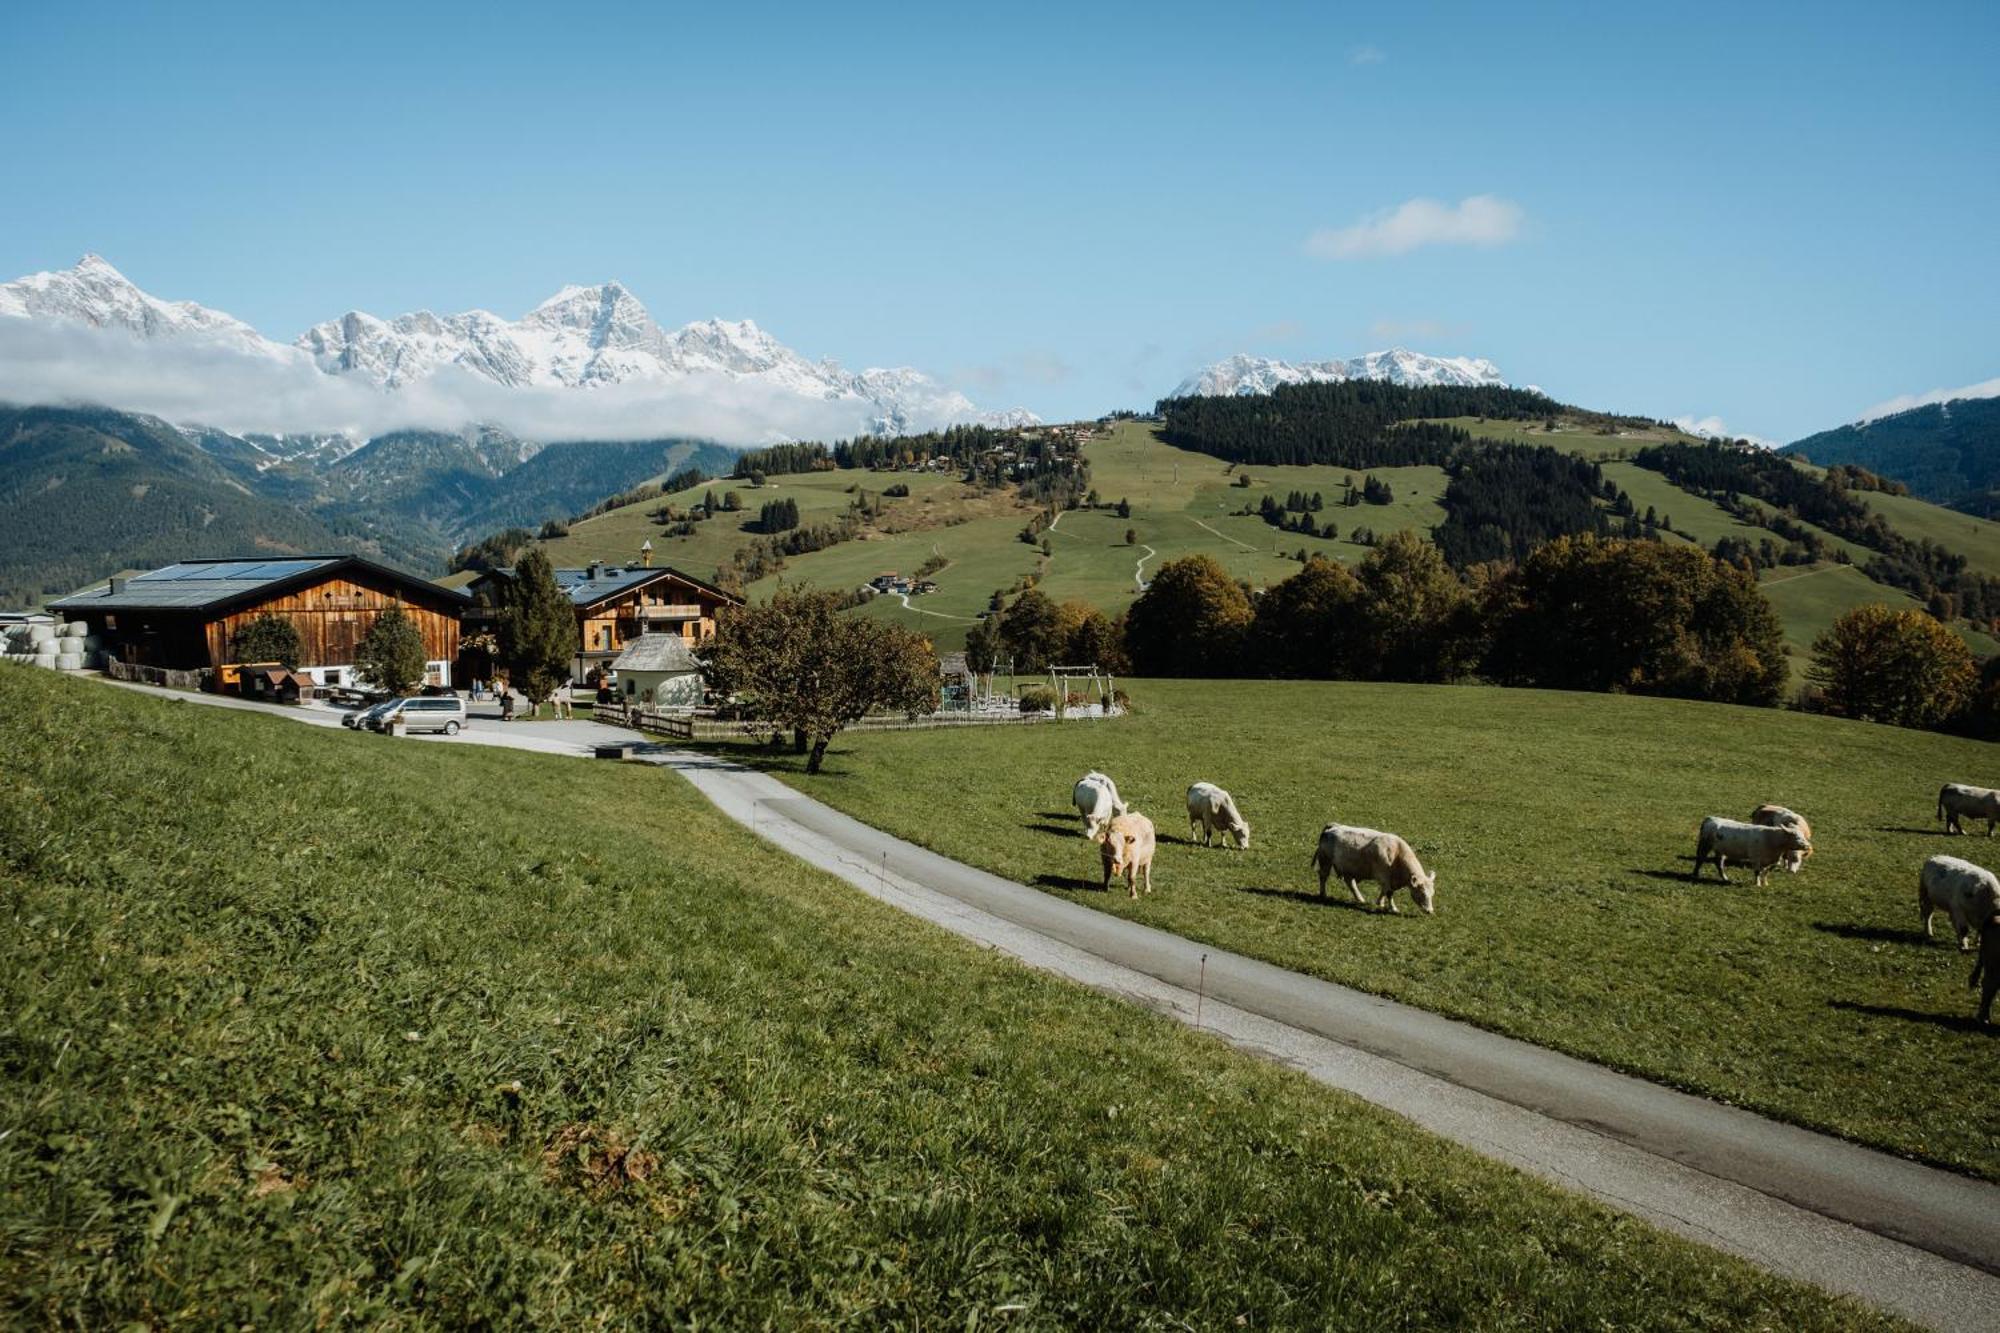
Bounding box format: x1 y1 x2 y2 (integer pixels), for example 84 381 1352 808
1122 555 1251 677
355 606 428 696
230 612 301 668
1808 603 1975 728
698 587 939 773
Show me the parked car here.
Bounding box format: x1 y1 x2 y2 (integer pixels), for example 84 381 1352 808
343 699 398 730
370 696 468 735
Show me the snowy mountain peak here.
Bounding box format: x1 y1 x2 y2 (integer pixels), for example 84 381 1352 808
1 254 1039 438
1173 347 1509 398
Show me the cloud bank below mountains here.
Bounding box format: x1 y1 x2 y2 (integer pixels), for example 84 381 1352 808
0 319 873 444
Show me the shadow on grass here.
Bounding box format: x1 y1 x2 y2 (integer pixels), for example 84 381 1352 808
1022 821 1080 839
1877 825 1952 836
1828 999 1993 1036
1811 921 1922 945
1033 873 1104 894
1237 885 1372 912
1627 868 1705 884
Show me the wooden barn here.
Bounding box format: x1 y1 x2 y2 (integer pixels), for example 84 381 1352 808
464 560 739 684
52 556 467 690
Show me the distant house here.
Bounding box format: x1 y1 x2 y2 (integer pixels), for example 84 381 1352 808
51 555 465 689
465 560 739 684
610 633 703 708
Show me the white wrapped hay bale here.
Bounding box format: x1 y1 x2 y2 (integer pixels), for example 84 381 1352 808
57 636 85 654
64 621 88 636
55 652 83 670
28 624 56 644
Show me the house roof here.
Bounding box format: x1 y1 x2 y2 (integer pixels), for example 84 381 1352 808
611 633 700 674
478 563 741 611
51 555 469 615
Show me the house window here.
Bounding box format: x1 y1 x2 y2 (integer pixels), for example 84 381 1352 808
105 614 118 630
600 627 613 650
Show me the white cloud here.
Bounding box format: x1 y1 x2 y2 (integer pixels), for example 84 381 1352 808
1672 414 1777 450
1856 375 2000 424
0 318 895 445
1349 45 1386 65
1305 195 1524 260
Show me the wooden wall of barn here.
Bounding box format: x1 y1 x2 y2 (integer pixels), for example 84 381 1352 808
203 573 461 667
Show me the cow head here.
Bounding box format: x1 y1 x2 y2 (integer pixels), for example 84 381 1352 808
1781 828 1812 856
1230 820 1251 850
1411 871 1437 915
1103 831 1137 877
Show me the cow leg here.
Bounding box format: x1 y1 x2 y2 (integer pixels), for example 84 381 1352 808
1316 857 1330 897
1347 877 1366 906
1379 886 1398 914
1127 868 1139 901
1715 855 1730 884
1142 862 1153 895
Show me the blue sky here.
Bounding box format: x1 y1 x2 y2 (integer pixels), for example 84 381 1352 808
3 0 1995 441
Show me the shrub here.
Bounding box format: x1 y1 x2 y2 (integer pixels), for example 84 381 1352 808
1017 684 1056 714
1808 603 1976 728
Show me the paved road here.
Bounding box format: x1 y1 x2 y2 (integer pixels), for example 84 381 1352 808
78 675 2000 1328
654 750 2000 1333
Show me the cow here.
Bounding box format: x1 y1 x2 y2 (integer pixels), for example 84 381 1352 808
1918 855 2000 951
1693 816 1811 886
1311 823 1435 914
1972 920 2000 1024
1186 782 1250 849
1098 812 1156 899
1072 771 1129 840
1750 804 1813 873
1936 783 2000 836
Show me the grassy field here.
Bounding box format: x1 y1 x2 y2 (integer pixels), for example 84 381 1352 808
1418 415 1703 458
718 678 2000 1182
0 669 1892 1327
1760 563 2000 669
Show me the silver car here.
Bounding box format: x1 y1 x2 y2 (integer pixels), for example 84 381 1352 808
371 695 468 735
343 699 398 730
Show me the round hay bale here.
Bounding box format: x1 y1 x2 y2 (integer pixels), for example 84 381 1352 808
54 653 83 670
57 636 86 654
63 621 88 636
28 625 56 644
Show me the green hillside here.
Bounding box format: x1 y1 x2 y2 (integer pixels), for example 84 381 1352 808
1784 396 2000 510
723 676 2000 1182
0 668 1880 1327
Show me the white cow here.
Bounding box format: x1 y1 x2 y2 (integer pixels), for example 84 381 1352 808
1311 823 1435 914
1937 783 2000 837
1749 804 1813 874
1186 782 1250 849
1072 771 1129 839
1919 855 2000 951
1693 816 1811 886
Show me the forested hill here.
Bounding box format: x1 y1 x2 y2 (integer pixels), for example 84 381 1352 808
1783 396 2000 515
1155 381 1558 466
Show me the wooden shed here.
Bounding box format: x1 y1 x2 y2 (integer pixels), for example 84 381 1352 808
52 555 467 690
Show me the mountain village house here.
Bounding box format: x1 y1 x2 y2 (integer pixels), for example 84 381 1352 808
463 559 739 686
51 556 466 689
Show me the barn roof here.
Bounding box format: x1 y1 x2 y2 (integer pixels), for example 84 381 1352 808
477 563 741 611
51 556 468 615
611 633 700 674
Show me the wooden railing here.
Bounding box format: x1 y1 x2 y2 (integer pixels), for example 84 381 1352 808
594 701 1056 740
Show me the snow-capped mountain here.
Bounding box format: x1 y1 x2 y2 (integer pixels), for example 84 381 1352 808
0 254 1037 438
0 252 299 364
1173 348 1509 398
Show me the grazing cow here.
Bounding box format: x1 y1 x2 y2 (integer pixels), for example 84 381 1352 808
1072 771 1129 839
1693 816 1811 886
1937 783 2000 837
1918 855 2000 951
1750 804 1813 873
1186 782 1251 849
1311 823 1436 914
1972 921 2000 1024
1098 812 1156 899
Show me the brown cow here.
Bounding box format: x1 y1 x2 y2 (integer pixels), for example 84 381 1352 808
1098 812 1156 900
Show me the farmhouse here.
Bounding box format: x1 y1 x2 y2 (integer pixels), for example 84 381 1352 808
51 555 466 688
464 560 739 684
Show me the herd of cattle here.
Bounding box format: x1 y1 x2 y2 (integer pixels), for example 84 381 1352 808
1070 772 2000 1024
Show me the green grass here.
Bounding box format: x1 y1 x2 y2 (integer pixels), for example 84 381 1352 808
1761 564 2000 671
1417 416 1702 458
1855 486 2000 579
724 677 2000 1182
0 669 1893 1327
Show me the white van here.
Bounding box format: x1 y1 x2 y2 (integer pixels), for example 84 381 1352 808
371 695 467 735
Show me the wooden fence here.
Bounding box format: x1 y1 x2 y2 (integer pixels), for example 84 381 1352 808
105 657 211 691
595 701 1055 741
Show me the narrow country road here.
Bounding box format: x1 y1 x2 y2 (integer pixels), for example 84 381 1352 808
1192 516 1257 551
894 592 978 622
73 675 2000 1329
1132 543 1157 589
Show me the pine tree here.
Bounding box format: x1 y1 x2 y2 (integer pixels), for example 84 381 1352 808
356 606 429 696
496 547 577 710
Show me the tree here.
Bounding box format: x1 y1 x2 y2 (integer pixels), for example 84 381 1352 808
1116 497 1132 519
722 490 743 512
1125 528 1138 545
698 587 939 773
1349 532 1478 682
355 606 428 696
1484 535 1787 705
230 612 301 668
495 547 577 711
538 518 570 539
1122 555 1252 677
758 497 800 533
998 588 1063 670
1246 556 1364 678
1808 603 1975 728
